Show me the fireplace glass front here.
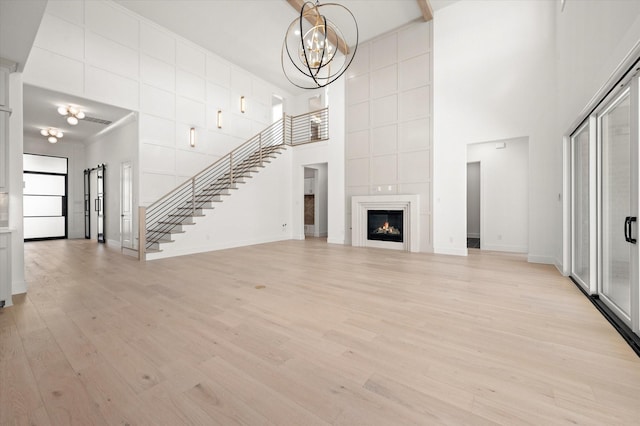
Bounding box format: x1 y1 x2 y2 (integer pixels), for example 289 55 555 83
367 210 403 243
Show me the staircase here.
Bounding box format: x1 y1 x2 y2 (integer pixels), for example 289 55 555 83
138 108 328 259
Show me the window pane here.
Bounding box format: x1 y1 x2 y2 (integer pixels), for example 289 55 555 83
601 92 631 317
23 195 63 217
571 124 590 287
23 174 65 196
23 154 67 174
23 216 65 239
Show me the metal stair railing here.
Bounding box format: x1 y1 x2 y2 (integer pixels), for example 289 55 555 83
140 107 329 256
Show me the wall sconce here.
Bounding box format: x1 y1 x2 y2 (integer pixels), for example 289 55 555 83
189 127 196 147
217 110 222 128
240 96 246 113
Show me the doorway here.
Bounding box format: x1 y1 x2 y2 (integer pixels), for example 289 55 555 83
23 153 68 241
272 95 283 123
84 164 106 243
467 162 481 249
466 139 529 253
303 164 328 239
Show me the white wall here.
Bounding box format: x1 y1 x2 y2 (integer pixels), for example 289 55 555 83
344 21 432 252
23 137 86 239
148 149 293 260
466 161 480 239
433 0 556 259
467 138 528 253
9 72 25 295
85 114 138 246
23 0 293 210
557 1 640 133
290 79 346 245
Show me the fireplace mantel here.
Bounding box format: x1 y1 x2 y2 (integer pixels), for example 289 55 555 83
351 195 420 252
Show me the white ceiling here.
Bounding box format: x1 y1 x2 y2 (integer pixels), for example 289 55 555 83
114 0 452 92
23 85 133 144
22 0 455 146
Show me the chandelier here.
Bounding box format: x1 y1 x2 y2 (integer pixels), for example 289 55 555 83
57 105 85 125
282 1 358 89
40 128 63 143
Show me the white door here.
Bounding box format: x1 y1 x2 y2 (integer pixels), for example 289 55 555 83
121 162 133 249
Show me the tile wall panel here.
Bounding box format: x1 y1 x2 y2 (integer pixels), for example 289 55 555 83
141 23 175 64
347 74 370 104
24 48 84 96
371 95 398 125
141 84 175 119
141 55 175 90
34 14 84 60
399 54 430 91
85 32 139 78
140 144 176 174
176 41 206 76
177 70 206 101
176 96 206 127
347 102 370 132
398 150 430 182
85 0 138 49
346 130 370 159
398 24 430 60
85 66 139 110
346 158 369 187
139 114 176 148
371 65 397 99
372 155 398 184
399 86 430 121
206 55 231 86
371 34 397 70
398 118 430 152
371 125 398 156
345 21 432 251
45 0 84 26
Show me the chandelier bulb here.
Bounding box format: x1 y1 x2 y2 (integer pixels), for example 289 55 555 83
57 106 68 116
67 116 79 125
48 136 57 143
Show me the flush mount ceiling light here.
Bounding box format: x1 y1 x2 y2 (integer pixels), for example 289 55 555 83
40 128 63 143
282 0 358 89
57 105 85 125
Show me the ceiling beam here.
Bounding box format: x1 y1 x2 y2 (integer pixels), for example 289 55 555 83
285 0 349 55
417 0 434 22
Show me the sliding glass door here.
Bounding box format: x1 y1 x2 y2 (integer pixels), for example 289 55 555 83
571 121 593 292
569 73 640 341
599 89 636 324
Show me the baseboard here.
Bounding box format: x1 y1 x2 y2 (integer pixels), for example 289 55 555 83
107 238 121 247
327 237 345 245
11 280 26 296
146 234 291 260
433 247 468 256
121 246 138 258
527 254 555 265
481 244 527 253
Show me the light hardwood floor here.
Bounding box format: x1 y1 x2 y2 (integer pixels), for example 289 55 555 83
2 238 640 425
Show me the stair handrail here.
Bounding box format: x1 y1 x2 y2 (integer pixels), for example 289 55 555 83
141 107 329 256
145 118 284 212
